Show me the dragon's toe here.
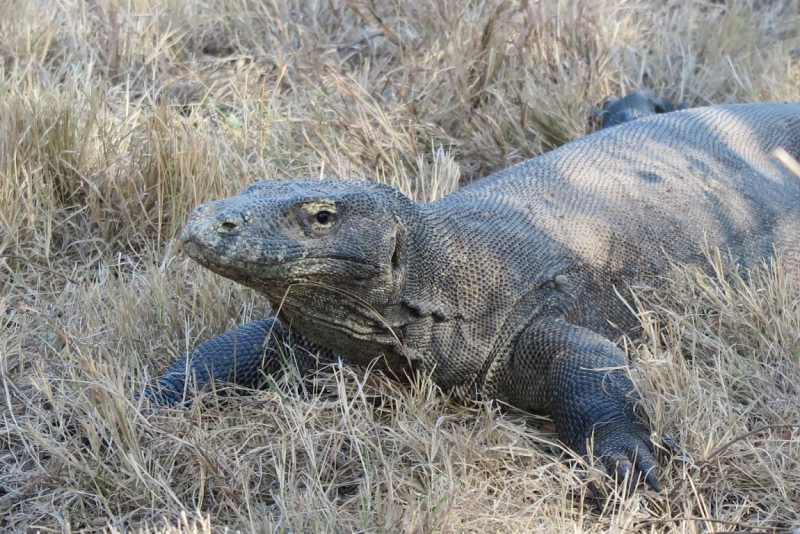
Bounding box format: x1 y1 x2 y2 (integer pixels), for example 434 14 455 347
593 423 660 492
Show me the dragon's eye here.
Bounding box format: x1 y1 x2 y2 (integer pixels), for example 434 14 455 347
316 211 332 224
300 202 337 231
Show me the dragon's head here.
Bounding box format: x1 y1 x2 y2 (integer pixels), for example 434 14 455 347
181 178 413 301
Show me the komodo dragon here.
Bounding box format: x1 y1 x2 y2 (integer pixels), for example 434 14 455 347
596 91 689 128
147 97 800 491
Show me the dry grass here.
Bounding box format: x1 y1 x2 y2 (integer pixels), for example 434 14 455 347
1 0 799 531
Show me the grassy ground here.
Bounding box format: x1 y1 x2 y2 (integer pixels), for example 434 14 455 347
1 0 799 532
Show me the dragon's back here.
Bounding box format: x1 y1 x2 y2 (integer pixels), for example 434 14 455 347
421 104 800 344
438 103 800 279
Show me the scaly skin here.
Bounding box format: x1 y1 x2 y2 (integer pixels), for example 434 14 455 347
149 97 800 492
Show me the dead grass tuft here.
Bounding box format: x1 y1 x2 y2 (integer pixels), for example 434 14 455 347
630 252 800 532
1 0 799 531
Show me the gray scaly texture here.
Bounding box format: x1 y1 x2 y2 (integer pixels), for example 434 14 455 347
149 100 800 491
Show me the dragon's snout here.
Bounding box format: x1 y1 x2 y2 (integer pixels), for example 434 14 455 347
181 201 251 246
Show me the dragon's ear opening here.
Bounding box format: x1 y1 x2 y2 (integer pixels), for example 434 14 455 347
391 216 406 271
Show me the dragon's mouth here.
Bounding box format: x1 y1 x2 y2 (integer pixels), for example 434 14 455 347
182 234 384 284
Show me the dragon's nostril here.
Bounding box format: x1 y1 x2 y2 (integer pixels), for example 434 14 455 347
218 215 242 232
